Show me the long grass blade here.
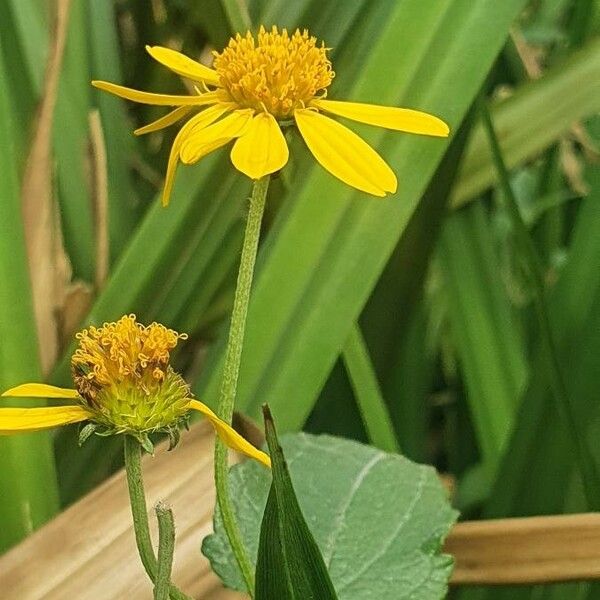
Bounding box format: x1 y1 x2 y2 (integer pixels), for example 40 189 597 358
479 98 600 509
342 325 399 453
0 42 59 551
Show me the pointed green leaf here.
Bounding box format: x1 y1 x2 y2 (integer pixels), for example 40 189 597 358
255 406 338 600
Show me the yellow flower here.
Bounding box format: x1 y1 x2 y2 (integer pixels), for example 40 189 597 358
0 315 270 467
92 26 449 204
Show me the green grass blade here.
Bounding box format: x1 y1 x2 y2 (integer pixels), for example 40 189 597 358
361 104 475 461
453 36 600 206
0 44 59 551
484 120 600 519
49 151 230 383
220 0 252 33
480 98 600 508
52 0 95 281
342 325 399 454
0 0 46 163
4 0 48 94
439 202 527 469
87 0 142 260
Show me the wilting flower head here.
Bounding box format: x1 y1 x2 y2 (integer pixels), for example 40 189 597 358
92 25 449 204
1 315 270 465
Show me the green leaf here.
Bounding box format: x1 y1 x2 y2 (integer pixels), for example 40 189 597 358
255 407 338 600
342 324 399 454
87 0 142 260
219 0 252 33
483 120 600 519
52 0 94 280
439 202 527 469
203 432 457 599
360 105 476 461
0 32 59 550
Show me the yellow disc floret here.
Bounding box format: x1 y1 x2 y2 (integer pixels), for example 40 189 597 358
213 25 334 118
71 315 190 438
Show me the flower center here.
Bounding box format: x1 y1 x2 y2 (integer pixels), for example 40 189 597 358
213 25 334 119
71 315 190 434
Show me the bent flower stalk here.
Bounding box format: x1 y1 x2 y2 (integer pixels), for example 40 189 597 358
0 314 270 468
93 25 449 203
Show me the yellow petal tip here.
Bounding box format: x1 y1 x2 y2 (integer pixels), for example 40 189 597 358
438 122 450 137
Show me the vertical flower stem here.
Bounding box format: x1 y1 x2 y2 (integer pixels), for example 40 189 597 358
214 175 270 595
123 436 192 600
154 502 176 600
478 97 600 510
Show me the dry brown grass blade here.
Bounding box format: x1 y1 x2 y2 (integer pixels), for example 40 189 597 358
510 26 594 199
510 27 544 79
20 0 73 374
446 513 600 584
1 422 600 598
88 109 109 289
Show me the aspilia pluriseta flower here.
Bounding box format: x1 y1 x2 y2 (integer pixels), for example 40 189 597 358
0 315 270 466
92 26 449 204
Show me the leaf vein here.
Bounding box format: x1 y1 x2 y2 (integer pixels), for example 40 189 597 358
335 465 428 592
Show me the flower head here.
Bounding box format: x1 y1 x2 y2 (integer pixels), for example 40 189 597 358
71 315 191 441
1 315 270 466
92 25 449 204
213 28 333 118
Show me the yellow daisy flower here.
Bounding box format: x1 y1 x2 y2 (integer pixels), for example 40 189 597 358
0 315 270 467
92 25 449 204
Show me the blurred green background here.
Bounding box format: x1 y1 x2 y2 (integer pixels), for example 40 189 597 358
1 1 600 598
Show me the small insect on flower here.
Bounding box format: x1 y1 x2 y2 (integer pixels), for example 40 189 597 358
92 25 449 204
0 315 270 466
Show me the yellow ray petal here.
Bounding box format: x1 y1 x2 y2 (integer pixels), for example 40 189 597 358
180 109 253 165
134 106 192 136
2 383 79 399
91 81 220 106
0 405 90 434
161 104 232 206
188 400 271 468
146 45 220 87
294 109 397 196
231 112 289 179
184 103 236 136
313 99 450 137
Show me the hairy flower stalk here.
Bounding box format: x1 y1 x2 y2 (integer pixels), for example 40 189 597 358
214 176 270 593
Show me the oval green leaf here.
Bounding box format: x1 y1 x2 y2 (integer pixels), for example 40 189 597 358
203 433 457 599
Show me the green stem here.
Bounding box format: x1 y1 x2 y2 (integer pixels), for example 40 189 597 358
154 502 176 600
214 176 270 595
123 436 192 600
478 97 600 510
343 323 400 453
